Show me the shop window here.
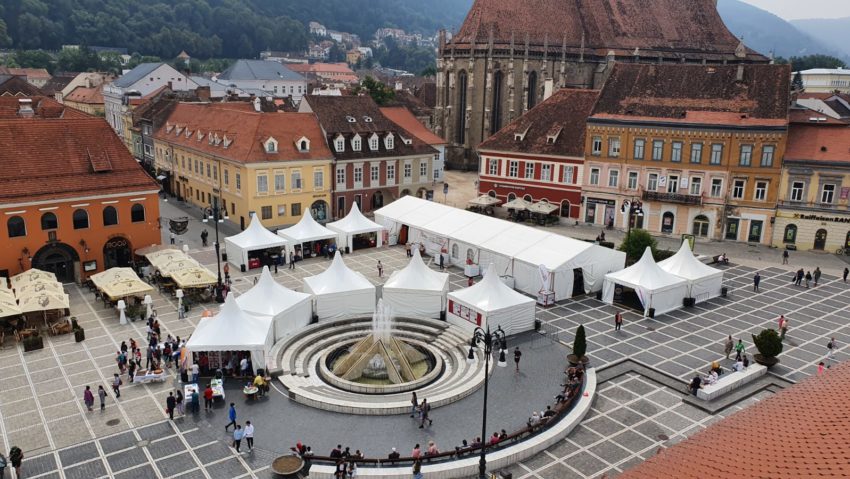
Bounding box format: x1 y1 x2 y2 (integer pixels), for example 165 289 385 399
783 224 797 244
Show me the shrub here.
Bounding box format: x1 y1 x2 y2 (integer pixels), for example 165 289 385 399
618 230 658 263
573 324 587 359
752 329 783 358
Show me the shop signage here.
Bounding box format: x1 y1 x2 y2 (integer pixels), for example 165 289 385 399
793 213 850 224
448 299 482 326
586 198 616 206
494 183 526 190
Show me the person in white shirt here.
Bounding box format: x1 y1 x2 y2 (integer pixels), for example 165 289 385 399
705 370 719 386
733 359 745 372
191 363 199 383
240 357 249 377
243 421 255 451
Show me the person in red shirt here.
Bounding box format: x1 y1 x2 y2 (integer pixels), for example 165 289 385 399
203 384 214 411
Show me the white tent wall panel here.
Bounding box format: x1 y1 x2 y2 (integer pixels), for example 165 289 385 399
690 276 723 303
601 279 689 317
272 302 313 341
447 240 480 268
447 303 535 337
477 249 513 279
311 290 376 320
382 288 445 319
512 262 573 301
224 240 250 269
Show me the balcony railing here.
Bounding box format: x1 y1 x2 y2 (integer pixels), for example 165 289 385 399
777 200 848 213
642 190 703 205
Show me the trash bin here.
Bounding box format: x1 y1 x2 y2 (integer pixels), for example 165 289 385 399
721 287 728 297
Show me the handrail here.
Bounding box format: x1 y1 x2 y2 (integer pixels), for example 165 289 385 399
303 374 587 468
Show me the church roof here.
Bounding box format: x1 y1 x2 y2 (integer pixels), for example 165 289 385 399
450 0 765 62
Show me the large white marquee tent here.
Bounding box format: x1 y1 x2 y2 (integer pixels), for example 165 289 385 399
658 242 724 303
327 202 384 252
277 211 338 252
224 213 288 269
303 251 376 320
375 196 625 300
446 264 536 336
382 248 449 319
185 295 274 369
235 266 313 340
602 247 689 317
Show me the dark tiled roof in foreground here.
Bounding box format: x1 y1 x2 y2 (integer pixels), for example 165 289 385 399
621 361 850 479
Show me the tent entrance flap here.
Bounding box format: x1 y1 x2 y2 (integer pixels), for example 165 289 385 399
610 283 645 313
572 269 585 297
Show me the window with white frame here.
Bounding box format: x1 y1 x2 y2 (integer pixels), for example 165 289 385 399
739 145 753 166
754 181 767 201
589 168 600 185
353 166 363 183
710 144 723 165
508 161 518 177
562 165 574 184
591 136 602 155
634 139 645 160
488 159 498 176
608 169 619 187
821 184 836 204
352 136 362 151
732 179 745 199
369 135 379 151
387 164 395 182
524 162 534 179
608 137 621 157
760 145 775 167
236 172 241 190
385 135 394 150
335 136 345 152
257 174 269 194
404 163 412 178
690 177 702 195
224 169 229 186
291 170 302 190
274 172 285 192
371 165 379 182
668 175 679 193
647 173 658 191
420 161 428 177
790 181 804 201
213 165 218 180
652 140 664 161
541 164 552 181
336 167 345 185
627 171 638 189
711 178 723 197
671 141 683 162
314 170 324 189
690 143 703 164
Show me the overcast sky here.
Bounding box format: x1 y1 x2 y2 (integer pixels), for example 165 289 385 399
739 0 850 20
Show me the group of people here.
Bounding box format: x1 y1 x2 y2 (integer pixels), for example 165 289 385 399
0 446 23 479
409 393 433 429
329 445 361 478
792 267 821 288
555 367 584 403
223 404 256 453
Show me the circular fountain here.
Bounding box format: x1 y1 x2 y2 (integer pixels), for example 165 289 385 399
319 300 443 394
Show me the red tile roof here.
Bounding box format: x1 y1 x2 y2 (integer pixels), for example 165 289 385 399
380 106 444 145
64 85 104 104
789 108 848 125
0 75 44 96
0 116 159 204
451 0 764 61
592 64 791 123
479 89 600 158
0 96 91 119
0 67 51 80
785 123 850 163
621 362 850 479
154 103 333 163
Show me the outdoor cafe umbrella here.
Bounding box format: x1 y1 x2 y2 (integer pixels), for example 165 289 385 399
147 249 187 267
528 200 558 215
468 194 502 207
15 281 65 299
0 288 15 301
502 197 533 211
90 267 139 289
18 292 70 314
156 257 202 277
100 278 154 301
171 268 217 289
11 269 57 288
0 297 22 319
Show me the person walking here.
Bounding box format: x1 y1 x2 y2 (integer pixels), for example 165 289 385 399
201 229 209 247
232 425 243 453
204 384 214 411
795 268 804 286
780 317 789 341
418 398 432 428
827 337 837 363
377 260 383 278
735 339 745 362
514 347 522 372
175 389 184 416
289 251 295 270
8 447 22 479
98 385 107 411
166 392 176 420
244 421 255 452
112 373 122 398
405 243 412 258
170 232 176 245
724 335 733 360
409 391 418 418
614 312 623 331
753 272 760 292
223 263 230 283
814 267 821 286
805 271 812 288
782 249 788 264
439 253 445 271
225 403 237 431
191 389 200 414
83 386 94 411
844 267 849 282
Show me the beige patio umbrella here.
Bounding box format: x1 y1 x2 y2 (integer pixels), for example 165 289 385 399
18 292 70 313
100 278 154 301
0 287 15 301
157 257 201 277
172 267 218 289
468 194 502 207
0 297 22 319
136 245 178 257
502 197 533 211
15 281 65 299
90 267 139 289
11 269 57 288
147 249 186 267
528 200 558 215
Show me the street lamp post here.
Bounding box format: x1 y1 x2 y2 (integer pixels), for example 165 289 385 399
467 325 507 479
202 204 229 303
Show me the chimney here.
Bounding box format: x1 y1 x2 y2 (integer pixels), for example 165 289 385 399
395 81 403 91
18 98 34 118
252 97 261 112
196 85 211 102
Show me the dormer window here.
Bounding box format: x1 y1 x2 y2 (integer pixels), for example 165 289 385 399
334 134 345 152
295 136 310 152
346 116 357 123
166 123 173 133
185 129 193 138
369 134 379 151
363 116 373 123
223 135 233 148
546 127 562 144
352 135 362 151
385 133 394 150
514 125 531 142
264 137 278 153
213 134 222 146
197 131 204 142
175 126 183 136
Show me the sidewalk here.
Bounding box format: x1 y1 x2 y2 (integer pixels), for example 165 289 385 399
158 196 242 253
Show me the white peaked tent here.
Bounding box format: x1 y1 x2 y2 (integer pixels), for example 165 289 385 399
186 295 274 369
602 247 689 317
277 211 338 250
236 266 312 340
327 202 384 252
658 242 724 303
303 251 376 320
225 213 288 268
447 264 536 336
382 248 449 319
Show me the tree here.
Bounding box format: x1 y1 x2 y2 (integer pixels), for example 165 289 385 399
618 229 658 263
12 49 55 72
353 76 396 105
788 54 846 72
420 65 436 77
571 324 587 360
752 328 783 366
792 71 804 91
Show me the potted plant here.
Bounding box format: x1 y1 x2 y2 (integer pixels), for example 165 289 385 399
23 332 44 352
71 317 85 342
752 328 783 367
567 324 589 366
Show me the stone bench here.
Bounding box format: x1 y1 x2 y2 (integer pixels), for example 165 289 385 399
697 363 767 401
